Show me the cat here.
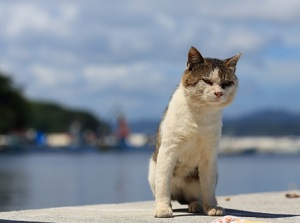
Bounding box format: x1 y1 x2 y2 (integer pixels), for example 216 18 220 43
148 46 242 218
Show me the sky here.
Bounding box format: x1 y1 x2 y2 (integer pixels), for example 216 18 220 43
0 0 300 121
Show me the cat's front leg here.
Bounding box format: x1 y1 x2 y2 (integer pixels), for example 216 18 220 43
154 202 173 218
154 146 177 218
198 154 225 216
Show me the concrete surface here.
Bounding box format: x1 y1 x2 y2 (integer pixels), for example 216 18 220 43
0 191 299 223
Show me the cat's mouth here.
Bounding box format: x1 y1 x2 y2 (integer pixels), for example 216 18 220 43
207 96 226 105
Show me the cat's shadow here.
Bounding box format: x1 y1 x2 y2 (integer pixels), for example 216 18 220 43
173 208 299 218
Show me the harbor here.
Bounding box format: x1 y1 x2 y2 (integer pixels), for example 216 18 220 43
2 133 300 155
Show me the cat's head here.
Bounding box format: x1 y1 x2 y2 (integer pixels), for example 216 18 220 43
182 46 242 109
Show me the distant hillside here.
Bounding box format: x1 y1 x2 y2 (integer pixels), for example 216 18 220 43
129 109 300 136
0 72 110 134
0 73 30 133
29 101 110 134
223 109 300 136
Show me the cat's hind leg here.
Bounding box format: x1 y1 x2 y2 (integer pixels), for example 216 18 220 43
188 201 203 213
184 182 204 213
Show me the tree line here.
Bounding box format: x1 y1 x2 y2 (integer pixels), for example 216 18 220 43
0 72 110 135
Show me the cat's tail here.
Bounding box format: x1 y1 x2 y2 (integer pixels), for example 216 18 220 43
148 158 156 196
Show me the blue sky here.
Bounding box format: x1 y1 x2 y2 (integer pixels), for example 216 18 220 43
0 0 300 121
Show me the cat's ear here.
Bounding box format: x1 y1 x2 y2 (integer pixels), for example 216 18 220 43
224 52 243 70
187 46 205 70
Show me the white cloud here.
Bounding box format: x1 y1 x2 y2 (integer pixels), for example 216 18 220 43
29 64 78 96
82 63 171 94
198 0 300 23
1 2 77 38
30 65 58 87
83 65 129 91
154 13 176 31
263 59 300 82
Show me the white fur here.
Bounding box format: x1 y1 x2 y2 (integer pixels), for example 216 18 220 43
210 68 220 81
148 68 238 218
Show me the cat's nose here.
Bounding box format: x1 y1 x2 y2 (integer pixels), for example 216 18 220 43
214 92 223 98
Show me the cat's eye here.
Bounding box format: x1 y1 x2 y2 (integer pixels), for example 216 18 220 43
202 79 213 86
221 81 233 88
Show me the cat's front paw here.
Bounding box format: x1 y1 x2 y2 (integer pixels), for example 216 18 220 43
204 206 225 216
154 203 173 218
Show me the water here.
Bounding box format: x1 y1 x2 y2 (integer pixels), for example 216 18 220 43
0 150 299 211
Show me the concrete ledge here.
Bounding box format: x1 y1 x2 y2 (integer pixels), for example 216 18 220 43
0 191 299 223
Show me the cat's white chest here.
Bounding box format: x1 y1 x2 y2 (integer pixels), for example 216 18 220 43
175 138 202 175
175 119 218 170
171 94 222 167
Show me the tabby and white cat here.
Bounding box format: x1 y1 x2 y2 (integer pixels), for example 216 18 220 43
148 46 242 218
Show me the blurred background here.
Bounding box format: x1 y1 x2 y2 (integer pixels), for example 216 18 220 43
0 0 300 212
